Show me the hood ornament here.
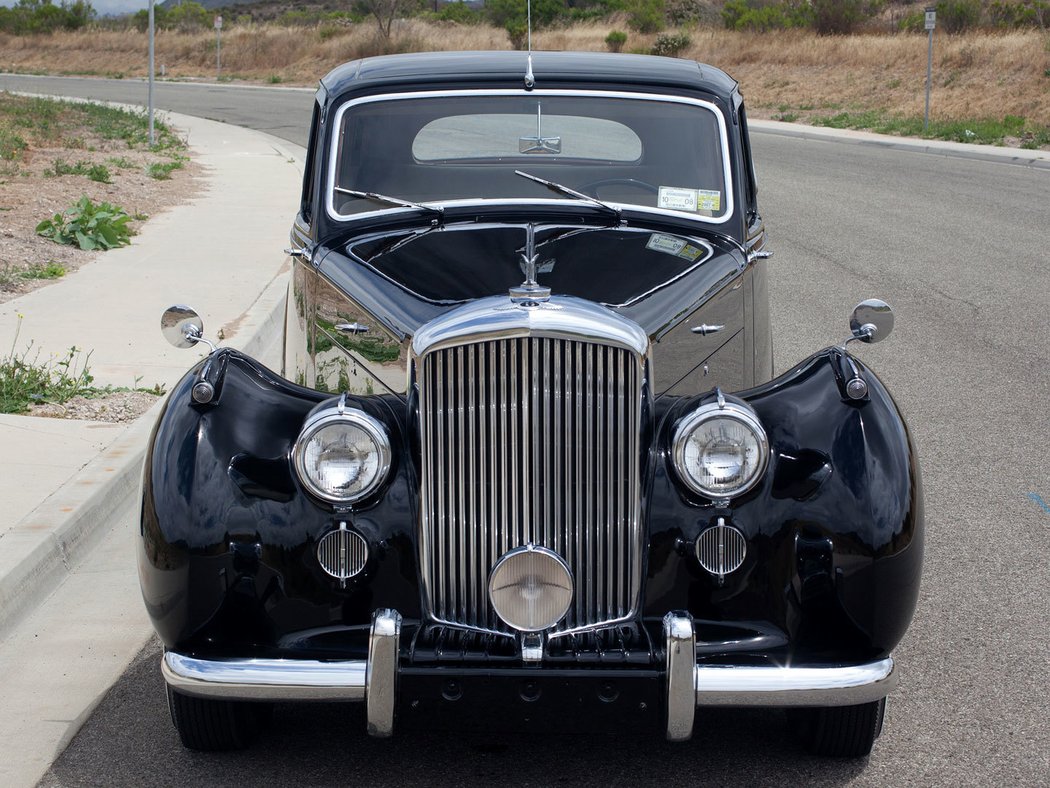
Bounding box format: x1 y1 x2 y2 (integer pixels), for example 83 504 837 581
509 224 551 304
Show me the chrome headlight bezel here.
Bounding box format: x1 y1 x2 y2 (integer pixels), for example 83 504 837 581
672 399 769 500
292 404 392 505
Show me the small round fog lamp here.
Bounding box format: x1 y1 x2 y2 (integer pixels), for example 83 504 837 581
488 545 573 632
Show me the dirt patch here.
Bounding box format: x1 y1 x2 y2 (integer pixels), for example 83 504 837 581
0 95 201 305
29 389 161 423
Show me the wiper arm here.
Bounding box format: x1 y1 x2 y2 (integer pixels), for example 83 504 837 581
514 170 622 221
334 186 444 220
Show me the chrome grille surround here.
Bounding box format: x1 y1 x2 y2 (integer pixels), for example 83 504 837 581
414 296 649 637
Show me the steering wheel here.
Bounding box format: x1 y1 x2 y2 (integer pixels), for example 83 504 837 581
578 178 660 198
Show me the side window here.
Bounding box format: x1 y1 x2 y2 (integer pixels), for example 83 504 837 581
299 101 321 225
738 105 758 222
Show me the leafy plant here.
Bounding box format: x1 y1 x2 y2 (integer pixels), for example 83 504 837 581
36 196 132 251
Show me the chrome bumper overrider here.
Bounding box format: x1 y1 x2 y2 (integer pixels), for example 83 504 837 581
161 610 896 741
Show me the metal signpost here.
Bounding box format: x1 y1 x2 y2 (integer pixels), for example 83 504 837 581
924 7 935 132
215 15 223 79
148 0 155 146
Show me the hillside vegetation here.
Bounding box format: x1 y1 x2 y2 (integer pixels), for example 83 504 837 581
0 0 1048 147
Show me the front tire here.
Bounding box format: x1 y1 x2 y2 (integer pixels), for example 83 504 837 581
789 697 886 757
166 685 272 751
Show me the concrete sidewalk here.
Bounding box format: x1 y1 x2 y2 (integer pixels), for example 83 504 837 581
0 108 303 787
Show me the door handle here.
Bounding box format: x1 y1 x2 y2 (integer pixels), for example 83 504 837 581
690 324 725 337
335 322 370 334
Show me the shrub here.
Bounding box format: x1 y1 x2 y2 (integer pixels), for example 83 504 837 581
434 1 481 24
723 0 811 32
605 29 628 52
36 196 132 251
811 0 874 34
665 0 719 26
651 31 691 56
0 0 94 35
988 1 1048 28
936 0 982 32
627 0 665 33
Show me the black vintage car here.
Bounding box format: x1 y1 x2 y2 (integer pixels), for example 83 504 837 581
143 51 923 757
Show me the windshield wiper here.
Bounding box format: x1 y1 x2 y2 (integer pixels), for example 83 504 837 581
334 186 444 220
514 170 622 221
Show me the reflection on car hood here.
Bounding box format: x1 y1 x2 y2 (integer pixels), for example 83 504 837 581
317 221 743 340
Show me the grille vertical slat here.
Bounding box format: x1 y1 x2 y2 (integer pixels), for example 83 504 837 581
419 336 642 634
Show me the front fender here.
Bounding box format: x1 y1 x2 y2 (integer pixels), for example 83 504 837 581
138 350 421 658
646 347 924 663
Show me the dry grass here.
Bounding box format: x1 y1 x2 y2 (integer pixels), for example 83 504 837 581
1 23 1048 127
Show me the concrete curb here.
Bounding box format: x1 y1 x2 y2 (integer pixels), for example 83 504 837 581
0 269 289 641
748 119 1050 169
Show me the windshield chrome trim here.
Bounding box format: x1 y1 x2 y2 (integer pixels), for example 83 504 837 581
325 89 735 227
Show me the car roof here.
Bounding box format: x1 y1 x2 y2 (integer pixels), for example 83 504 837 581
320 51 739 103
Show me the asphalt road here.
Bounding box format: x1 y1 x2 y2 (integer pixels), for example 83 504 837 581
3 75 1048 787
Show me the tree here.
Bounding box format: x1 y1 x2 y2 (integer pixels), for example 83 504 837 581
356 0 423 38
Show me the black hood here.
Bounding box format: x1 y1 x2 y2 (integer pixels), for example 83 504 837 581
315 221 743 340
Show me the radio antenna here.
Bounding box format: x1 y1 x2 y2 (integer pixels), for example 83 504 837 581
524 0 535 90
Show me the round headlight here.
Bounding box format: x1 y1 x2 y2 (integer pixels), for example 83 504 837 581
293 405 391 504
672 399 769 499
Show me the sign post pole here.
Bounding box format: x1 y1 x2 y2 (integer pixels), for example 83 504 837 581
148 0 155 146
924 7 935 133
215 16 222 80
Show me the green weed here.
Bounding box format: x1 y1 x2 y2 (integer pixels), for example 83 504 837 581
0 316 95 414
22 261 66 280
36 196 132 251
147 157 185 180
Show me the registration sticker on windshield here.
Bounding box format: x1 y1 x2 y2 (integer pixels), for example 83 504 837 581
658 187 698 212
646 233 688 255
697 190 721 212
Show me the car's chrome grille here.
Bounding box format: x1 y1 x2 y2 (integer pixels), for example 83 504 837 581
418 336 643 635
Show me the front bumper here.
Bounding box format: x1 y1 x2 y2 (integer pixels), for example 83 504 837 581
161 610 898 741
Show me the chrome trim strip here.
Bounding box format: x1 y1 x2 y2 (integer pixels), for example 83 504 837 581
161 652 366 701
325 88 735 226
694 657 898 707
664 612 696 742
366 608 401 737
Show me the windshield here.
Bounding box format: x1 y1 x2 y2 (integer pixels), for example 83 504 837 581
327 91 732 224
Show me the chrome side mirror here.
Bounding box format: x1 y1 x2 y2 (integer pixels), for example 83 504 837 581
161 305 216 352
849 299 894 344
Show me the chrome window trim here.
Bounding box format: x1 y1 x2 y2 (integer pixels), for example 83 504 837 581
325 89 736 226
